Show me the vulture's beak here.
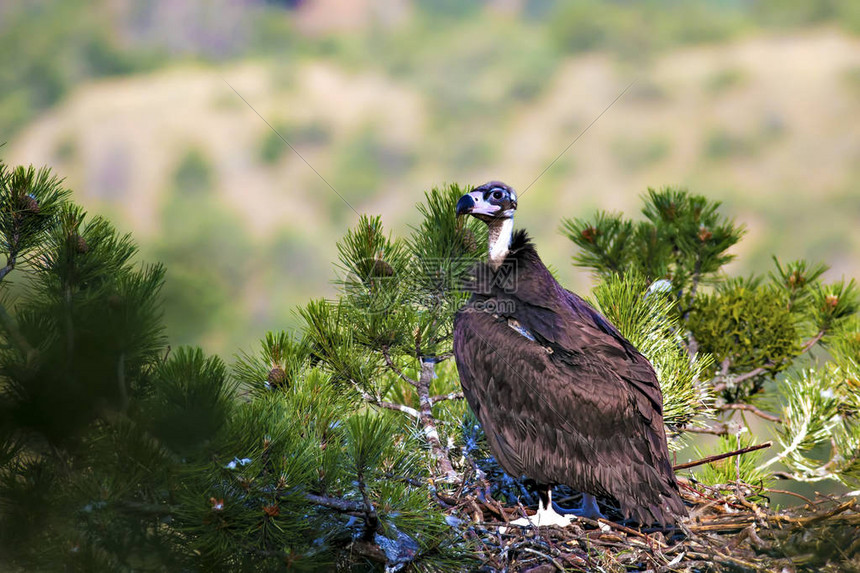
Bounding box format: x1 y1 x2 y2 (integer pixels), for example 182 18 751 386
456 191 500 218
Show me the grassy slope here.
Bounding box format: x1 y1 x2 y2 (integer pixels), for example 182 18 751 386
7 30 860 354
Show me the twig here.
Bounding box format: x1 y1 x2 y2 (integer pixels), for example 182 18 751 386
381 346 418 387
718 403 783 423
350 379 420 419
429 391 464 406
681 423 730 436
730 365 771 386
797 499 855 526
303 492 370 514
800 330 825 352
765 488 814 507
373 400 420 419
0 262 14 282
518 546 565 570
597 518 660 543
674 442 772 471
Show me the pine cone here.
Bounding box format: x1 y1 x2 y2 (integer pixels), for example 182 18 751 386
698 226 713 242
75 234 89 254
19 194 39 214
267 366 288 388
788 271 805 288
580 226 599 244
371 257 394 277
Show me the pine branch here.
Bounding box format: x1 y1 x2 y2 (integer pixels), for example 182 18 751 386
429 391 464 406
381 345 418 387
356 469 380 538
304 492 370 515
712 330 826 394
417 358 456 479
728 365 770 386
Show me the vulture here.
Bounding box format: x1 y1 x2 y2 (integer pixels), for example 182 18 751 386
453 181 686 528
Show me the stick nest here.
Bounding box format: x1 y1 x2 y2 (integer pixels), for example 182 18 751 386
441 477 860 572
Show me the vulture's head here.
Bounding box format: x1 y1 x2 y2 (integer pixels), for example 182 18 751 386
456 181 518 266
456 181 518 223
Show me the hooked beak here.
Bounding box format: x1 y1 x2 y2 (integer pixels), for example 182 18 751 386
456 191 500 218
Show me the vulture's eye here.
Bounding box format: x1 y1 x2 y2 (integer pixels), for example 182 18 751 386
492 190 504 200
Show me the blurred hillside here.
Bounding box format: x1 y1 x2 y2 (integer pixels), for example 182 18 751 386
4 0 860 356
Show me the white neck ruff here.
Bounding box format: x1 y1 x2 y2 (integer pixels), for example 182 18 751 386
488 218 514 268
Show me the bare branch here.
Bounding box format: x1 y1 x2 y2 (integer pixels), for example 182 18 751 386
350 380 419 419
800 330 825 352
374 400 419 419
429 391 464 406
674 442 772 471
681 423 731 436
765 488 815 506
0 248 18 284
731 365 771 385
719 403 783 424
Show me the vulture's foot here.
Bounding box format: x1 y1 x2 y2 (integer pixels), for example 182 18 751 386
554 493 605 521
499 502 574 532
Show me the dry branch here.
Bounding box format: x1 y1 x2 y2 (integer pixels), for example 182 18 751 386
673 441 772 471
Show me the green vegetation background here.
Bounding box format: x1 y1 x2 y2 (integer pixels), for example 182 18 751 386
3 0 860 355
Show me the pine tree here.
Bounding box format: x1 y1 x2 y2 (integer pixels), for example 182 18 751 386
0 164 477 571
562 186 860 487
2 159 858 571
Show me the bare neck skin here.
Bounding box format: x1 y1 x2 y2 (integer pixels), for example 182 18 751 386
487 218 514 269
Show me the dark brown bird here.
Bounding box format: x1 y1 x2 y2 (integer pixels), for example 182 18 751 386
453 181 685 527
